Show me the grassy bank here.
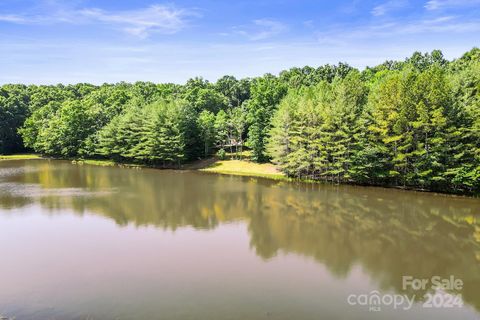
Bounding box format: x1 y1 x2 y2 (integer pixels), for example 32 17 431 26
73 156 285 180
70 149 285 180
0 154 42 160
199 159 285 179
72 159 117 167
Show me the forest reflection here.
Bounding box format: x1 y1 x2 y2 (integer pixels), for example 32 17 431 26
1 159 479 311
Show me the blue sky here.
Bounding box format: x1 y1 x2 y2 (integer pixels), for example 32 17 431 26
0 0 479 84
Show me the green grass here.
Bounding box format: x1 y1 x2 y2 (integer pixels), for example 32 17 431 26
72 159 116 166
200 159 286 179
224 150 253 159
0 154 42 160
73 156 287 181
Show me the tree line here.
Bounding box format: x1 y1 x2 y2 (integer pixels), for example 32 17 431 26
0 48 478 193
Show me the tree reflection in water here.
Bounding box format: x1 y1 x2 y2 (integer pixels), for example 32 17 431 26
1 159 479 311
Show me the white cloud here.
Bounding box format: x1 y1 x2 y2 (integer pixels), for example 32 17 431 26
80 5 194 38
317 14 480 40
234 19 287 41
425 0 480 10
0 4 197 38
0 14 28 23
371 0 409 16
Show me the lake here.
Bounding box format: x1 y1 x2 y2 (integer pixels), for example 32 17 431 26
1 159 479 320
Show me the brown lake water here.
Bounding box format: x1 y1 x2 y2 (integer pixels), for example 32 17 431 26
0 159 479 320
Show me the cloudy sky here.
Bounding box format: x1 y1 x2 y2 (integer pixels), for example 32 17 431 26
0 0 479 84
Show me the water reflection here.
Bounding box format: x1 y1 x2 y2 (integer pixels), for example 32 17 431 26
1 159 479 314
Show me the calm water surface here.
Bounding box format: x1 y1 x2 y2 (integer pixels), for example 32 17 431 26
1 160 479 320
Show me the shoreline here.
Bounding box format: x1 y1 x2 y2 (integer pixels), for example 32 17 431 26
1 154 477 197
0 155 285 179
0 154 42 160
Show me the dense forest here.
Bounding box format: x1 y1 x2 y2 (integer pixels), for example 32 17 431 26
0 48 479 193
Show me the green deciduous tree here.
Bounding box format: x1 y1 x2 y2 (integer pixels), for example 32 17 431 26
197 110 216 157
0 85 29 154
